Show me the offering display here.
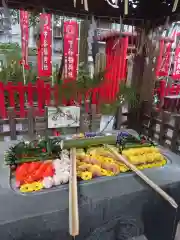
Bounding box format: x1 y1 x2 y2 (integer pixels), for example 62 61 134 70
5 132 167 193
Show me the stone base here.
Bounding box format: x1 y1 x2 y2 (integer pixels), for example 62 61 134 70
128 235 148 240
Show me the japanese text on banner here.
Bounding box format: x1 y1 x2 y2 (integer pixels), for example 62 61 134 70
63 21 79 81
38 13 52 77
172 46 180 79
156 41 172 77
20 10 29 70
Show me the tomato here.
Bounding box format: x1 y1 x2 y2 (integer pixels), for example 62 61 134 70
16 163 28 175
38 163 49 173
31 169 42 181
15 163 29 182
43 165 54 178
28 162 42 174
24 175 35 184
16 173 25 182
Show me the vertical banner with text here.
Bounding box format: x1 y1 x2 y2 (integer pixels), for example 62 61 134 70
156 41 172 77
38 13 52 77
63 21 79 81
20 10 29 70
172 45 180 79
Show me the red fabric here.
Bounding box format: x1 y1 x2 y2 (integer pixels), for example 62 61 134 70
101 36 128 102
20 10 29 70
172 45 180 79
37 13 52 77
63 21 79 81
156 40 172 77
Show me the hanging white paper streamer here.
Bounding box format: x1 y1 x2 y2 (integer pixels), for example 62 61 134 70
172 0 179 12
106 0 119 8
100 115 115 132
74 0 76 7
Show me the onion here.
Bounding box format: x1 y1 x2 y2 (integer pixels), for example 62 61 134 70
43 177 53 189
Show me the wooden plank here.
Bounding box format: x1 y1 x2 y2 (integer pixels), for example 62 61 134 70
159 111 170 146
27 107 35 139
90 104 99 132
79 111 90 133
171 115 180 152
0 130 27 136
147 109 159 140
115 105 122 129
7 107 16 140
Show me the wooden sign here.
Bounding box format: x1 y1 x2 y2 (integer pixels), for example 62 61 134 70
47 106 80 128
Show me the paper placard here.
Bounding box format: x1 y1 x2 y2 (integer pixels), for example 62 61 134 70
48 106 80 128
16 124 23 131
100 115 114 132
3 124 10 132
3 124 23 132
4 136 11 142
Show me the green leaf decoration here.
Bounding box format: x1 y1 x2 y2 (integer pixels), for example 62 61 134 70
55 62 107 105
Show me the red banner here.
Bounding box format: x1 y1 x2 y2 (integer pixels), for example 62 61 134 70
172 46 180 79
38 13 52 77
63 21 79 81
20 10 29 70
156 41 172 77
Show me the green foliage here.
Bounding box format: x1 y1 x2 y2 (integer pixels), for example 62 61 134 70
100 82 138 115
0 51 38 106
56 63 107 104
0 42 20 50
4 139 54 165
118 82 138 108
0 51 37 84
4 146 17 165
53 63 138 115
0 42 37 56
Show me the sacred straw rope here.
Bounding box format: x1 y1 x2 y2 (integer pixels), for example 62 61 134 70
104 144 178 209
69 148 79 237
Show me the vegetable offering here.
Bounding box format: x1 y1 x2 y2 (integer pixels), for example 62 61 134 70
6 132 167 193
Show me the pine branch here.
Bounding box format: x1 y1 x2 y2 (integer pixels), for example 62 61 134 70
56 63 107 105
100 82 138 115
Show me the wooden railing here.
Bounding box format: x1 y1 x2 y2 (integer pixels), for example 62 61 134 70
140 101 180 154
0 106 129 141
